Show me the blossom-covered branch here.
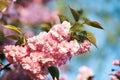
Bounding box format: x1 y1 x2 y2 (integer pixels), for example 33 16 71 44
3 21 91 80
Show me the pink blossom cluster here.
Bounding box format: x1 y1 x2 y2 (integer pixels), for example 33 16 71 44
1 0 59 24
110 60 120 80
0 25 16 51
113 60 120 66
59 75 67 80
110 71 120 80
16 3 59 24
76 66 94 80
3 21 91 80
1 68 32 80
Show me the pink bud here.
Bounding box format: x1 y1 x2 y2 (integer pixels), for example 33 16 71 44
117 70 120 76
113 60 120 66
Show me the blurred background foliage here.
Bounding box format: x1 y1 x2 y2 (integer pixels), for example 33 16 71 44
53 0 120 80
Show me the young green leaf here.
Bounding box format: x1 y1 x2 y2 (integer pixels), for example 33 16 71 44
4 25 22 35
0 59 2 63
73 34 86 43
58 14 69 23
69 7 80 22
0 0 10 12
40 23 51 32
5 35 20 40
84 18 103 29
0 30 4 42
15 37 26 46
70 22 83 34
85 31 97 48
48 66 59 80
77 9 83 16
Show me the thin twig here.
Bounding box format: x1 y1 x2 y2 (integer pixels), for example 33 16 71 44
0 63 11 71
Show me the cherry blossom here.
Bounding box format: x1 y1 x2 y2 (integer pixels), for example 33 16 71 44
3 21 91 80
113 60 120 66
76 66 94 80
110 60 120 80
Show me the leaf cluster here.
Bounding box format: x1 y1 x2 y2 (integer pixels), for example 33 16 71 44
2 25 26 46
0 0 10 12
59 7 103 48
41 7 104 80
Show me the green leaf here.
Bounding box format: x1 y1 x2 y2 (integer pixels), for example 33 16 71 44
0 30 4 42
0 0 10 12
70 22 83 34
85 31 97 48
5 35 20 40
58 14 69 23
77 9 83 16
48 66 59 80
40 23 51 32
69 7 80 22
70 30 97 47
72 34 86 43
0 59 2 63
15 37 26 46
84 18 103 29
4 25 22 35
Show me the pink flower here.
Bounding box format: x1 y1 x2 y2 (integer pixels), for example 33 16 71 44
49 21 71 42
117 71 120 76
3 21 91 80
1 0 59 25
59 75 67 80
20 57 48 80
16 2 59 24
76 66 94 80
3 45 27 63
24 30 34 39
69 39 80 55
110 60 120 80
21 57 41 74
110 72 119 80
76 40 91 55
113 60 120 66
0 68 32 80
27 32 47 51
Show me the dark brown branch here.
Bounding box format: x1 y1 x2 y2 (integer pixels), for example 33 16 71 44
0 63 11 71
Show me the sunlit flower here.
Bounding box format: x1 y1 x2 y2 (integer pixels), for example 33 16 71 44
3 21 91 80
113 60 120 66
110 59 120 80
76 66 94 80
